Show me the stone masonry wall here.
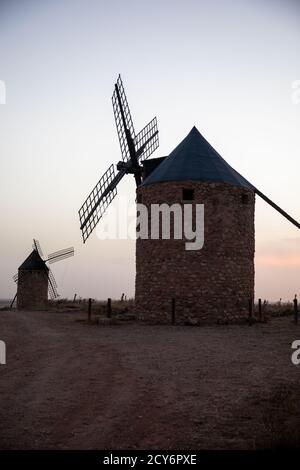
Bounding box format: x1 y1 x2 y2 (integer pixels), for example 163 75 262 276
17 270 49 310
135 181 255 324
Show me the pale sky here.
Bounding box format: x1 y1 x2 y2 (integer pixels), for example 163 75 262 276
0 0 299 301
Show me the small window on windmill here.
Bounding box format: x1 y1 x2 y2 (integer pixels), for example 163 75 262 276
182 189 194 201
241 193 249 205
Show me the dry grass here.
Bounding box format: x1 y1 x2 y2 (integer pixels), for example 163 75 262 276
253 301 295 321
47 298 135 321
6 299 297 327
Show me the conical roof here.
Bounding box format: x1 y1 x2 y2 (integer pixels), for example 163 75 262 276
19 250 48 271
142 126 255 190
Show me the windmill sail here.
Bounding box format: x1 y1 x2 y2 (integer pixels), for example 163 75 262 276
135 117 159 162
47 269 59 300
79 164 118 243
78 74 159 243
113 75 141 186
112 74 136 162
32 239 44 258
47 247 75 264
13 271 27 284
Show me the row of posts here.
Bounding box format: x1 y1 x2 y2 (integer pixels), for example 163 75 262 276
294 296 298 325
87 297 112 322
172 297 298 326
86 296 299 325
248 296 298 325
172 297 299 326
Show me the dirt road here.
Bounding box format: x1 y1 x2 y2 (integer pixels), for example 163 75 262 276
0 310 299 449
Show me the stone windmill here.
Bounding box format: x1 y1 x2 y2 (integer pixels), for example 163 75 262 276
79 76 299 324
135 127 300 324
13 239 74 310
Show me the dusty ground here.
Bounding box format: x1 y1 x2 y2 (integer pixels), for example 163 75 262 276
0 309 300 449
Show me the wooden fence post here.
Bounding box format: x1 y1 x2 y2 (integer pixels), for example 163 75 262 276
171 298 176 325
88 298 92 322
107 298 112 318
294 296 298 325
248 297 253 325
258 298 262 322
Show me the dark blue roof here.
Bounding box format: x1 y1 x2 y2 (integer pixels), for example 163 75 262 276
142 126 255 190
19 250 48 271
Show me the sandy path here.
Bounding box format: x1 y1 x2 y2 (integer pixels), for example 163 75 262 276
0 310 299 449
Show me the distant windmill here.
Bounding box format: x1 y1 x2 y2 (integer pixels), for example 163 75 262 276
78 74 159 242
13 239 74 310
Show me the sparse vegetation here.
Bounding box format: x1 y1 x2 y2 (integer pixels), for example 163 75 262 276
47 297 136 322
254 301 294 321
